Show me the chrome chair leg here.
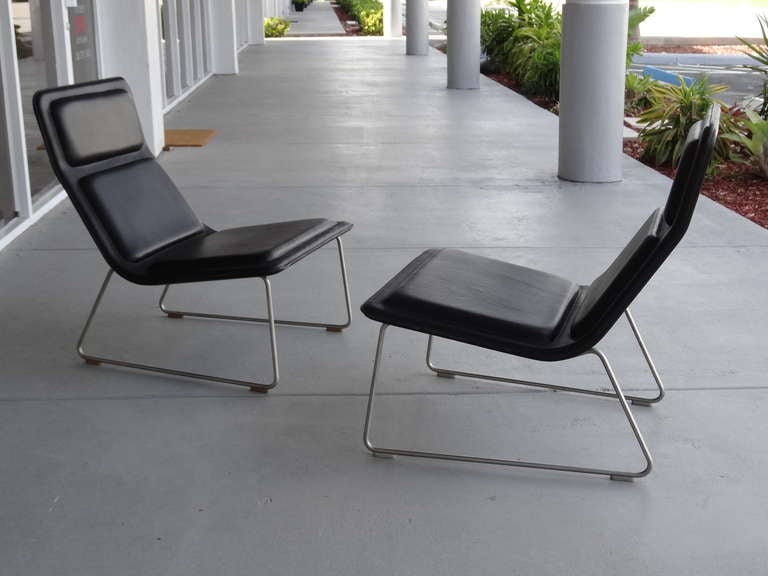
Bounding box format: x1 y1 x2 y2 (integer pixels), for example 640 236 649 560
364 323 653 481
77 269 279 392
426 308 665 406
159 237 352 332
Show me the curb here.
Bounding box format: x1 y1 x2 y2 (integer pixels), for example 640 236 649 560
633 53 752 67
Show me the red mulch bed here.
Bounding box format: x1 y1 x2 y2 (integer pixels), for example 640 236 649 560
624 140 768 228
330 3 361 35
485 73 559 111
643 44 749 55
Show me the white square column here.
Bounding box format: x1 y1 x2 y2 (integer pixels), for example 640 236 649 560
384 0 403 38
96 0 165 155
211 0 239 74
248 0 265 45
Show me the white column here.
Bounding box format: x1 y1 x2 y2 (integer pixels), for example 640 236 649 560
446 0 479 89
558 0 628 183
405 0 428 55
96 0 165 155
210 0 238 74
384 0 402 38
248 0 265 44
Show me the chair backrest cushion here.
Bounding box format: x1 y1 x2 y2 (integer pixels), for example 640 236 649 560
82 159 204 262
51 89 145 166
569 105 719 341
571 209 662 336
662 121 703 226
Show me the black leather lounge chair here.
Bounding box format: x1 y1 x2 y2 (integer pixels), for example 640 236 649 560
361 105 720 480
34 77 352 391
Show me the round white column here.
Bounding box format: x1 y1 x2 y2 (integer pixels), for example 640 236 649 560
558 0 628 183
447 0 480 89
406 0 429 55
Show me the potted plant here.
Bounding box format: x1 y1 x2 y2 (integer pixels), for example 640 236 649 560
293 0 308 12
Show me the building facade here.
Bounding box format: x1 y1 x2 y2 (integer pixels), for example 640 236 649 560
0 0 289 249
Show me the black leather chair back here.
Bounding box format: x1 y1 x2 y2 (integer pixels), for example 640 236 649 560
34 78 206 278
570 105 719 341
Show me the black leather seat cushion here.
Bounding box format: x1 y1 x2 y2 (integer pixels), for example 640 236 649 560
362 248 580 350
148 219 353 283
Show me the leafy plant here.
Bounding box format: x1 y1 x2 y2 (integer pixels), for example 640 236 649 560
510 20 561 99
479 0 654 102
727 108 768 178
625 72 658 115
737 14 768 119
264 17 290 38
338 0 383 35
480 8 518 66
638 77 740 171
480 0 562 100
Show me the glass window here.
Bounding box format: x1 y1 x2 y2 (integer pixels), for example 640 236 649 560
176 0 189 88
13 0 56 199
0 60 16 225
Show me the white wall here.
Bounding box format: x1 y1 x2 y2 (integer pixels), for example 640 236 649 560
96 0 165 155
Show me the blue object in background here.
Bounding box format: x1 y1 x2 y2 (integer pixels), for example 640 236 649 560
642 65 695 87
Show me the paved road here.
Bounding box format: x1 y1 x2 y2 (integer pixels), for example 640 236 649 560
629 63 765 107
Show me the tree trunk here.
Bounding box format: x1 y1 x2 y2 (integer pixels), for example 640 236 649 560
629 0 640 43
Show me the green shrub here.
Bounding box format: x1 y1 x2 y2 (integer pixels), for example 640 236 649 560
738 14 768 119
638 77 740 171
625 72 658 115
480 8 519 65
727 109 768 178
339 0 383 35
264 17 290 38
503 5 562 100
480 0 654 102
478 0 561 99
358 4 383 35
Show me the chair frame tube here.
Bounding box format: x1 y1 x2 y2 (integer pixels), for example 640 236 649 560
77 238 351 392
363 309 661 481
159 238 352 332
427 310 664 406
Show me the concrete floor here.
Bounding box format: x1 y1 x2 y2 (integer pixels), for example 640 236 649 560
286 0 345 36
2 38 768 575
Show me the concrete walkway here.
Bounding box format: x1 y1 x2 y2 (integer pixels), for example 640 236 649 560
286 0 345 36
2 38 768 576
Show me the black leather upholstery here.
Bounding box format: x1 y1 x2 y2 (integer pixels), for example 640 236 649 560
33 77 352 285
365 249 579 346
82 159 205 262
149 219 352 283
362 106 719 361
52 90 145 166
570 208 662 339
663 122 703 226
